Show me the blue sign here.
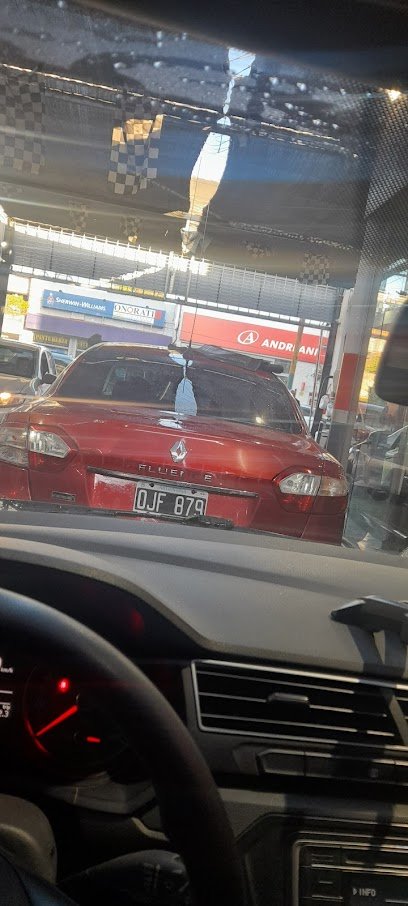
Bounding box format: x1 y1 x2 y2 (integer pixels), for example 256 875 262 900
42 290 113 319
41 290 166 328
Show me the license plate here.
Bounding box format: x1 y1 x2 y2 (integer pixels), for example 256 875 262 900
134 481 208 518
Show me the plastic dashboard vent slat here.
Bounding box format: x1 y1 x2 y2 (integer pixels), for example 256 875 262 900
396 695 408 717
192 661 408 750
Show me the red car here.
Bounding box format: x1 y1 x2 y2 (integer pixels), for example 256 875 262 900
0 343 348 542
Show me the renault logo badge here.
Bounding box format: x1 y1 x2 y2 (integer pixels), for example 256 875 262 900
170 439 187 463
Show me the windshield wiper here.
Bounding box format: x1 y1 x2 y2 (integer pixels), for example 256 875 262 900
180 513 234 528
0 498 234 529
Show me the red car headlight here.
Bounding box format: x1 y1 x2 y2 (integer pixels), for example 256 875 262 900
274 469 348 515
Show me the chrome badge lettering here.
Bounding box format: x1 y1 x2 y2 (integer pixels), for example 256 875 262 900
135 463 214 484
137 464 185 478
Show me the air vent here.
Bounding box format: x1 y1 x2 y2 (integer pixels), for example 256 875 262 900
192 661 408 752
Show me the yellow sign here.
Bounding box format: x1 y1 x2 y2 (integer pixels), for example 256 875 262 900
5 294 29 316
33 331 87 350
110 283 165 300
33 331 66 347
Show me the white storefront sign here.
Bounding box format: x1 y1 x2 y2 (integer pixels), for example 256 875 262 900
112 302 164 326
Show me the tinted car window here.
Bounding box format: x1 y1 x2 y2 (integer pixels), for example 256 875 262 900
188 365 300 433
58 357 181 404
0 345 35 378
57 354 300 433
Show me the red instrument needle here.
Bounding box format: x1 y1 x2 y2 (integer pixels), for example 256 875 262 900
35 704 78 738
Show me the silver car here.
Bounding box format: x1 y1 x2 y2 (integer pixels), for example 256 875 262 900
0 339 56 403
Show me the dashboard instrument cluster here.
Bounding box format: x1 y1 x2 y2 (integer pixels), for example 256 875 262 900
23 667 126 770
0 649 185 779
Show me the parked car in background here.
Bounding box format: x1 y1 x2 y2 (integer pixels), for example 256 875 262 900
353 402 387 443
346 424 408 554
299 403 314 430
50 351 73 376
347 429 387 485
0 339 56 407
348 424 408 500
317 402 386 448
0 342 348 543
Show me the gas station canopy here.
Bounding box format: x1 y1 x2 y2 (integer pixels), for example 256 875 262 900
1 0 406 295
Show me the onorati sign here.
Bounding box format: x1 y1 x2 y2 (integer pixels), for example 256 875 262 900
180 312 327 364
41 290 166 328
111 302 164 326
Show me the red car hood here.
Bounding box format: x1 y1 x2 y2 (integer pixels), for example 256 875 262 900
28 398 325 482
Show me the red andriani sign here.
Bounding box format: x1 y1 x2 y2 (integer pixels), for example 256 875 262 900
180 312 327 365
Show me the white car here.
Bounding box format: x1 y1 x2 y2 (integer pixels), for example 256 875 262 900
300 404 314 430
0 339 56 405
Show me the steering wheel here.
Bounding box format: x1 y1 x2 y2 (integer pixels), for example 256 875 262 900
0 588 245 906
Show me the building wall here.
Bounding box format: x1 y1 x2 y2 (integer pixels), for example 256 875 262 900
177 308 328 407
22 278 178 353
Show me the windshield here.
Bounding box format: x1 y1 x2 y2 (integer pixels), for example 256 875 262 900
0 344 35 378
0 0 406 554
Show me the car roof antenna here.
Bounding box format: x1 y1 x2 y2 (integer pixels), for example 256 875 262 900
331 596 408 643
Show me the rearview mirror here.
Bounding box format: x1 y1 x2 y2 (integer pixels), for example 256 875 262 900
375 303 408 406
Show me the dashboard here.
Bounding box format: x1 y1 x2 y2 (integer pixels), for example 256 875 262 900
0 511 408 904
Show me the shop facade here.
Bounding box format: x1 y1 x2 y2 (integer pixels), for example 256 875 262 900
22 279 176 356
178 308 328 409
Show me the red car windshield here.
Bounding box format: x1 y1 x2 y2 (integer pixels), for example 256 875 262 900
56 353 301 435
